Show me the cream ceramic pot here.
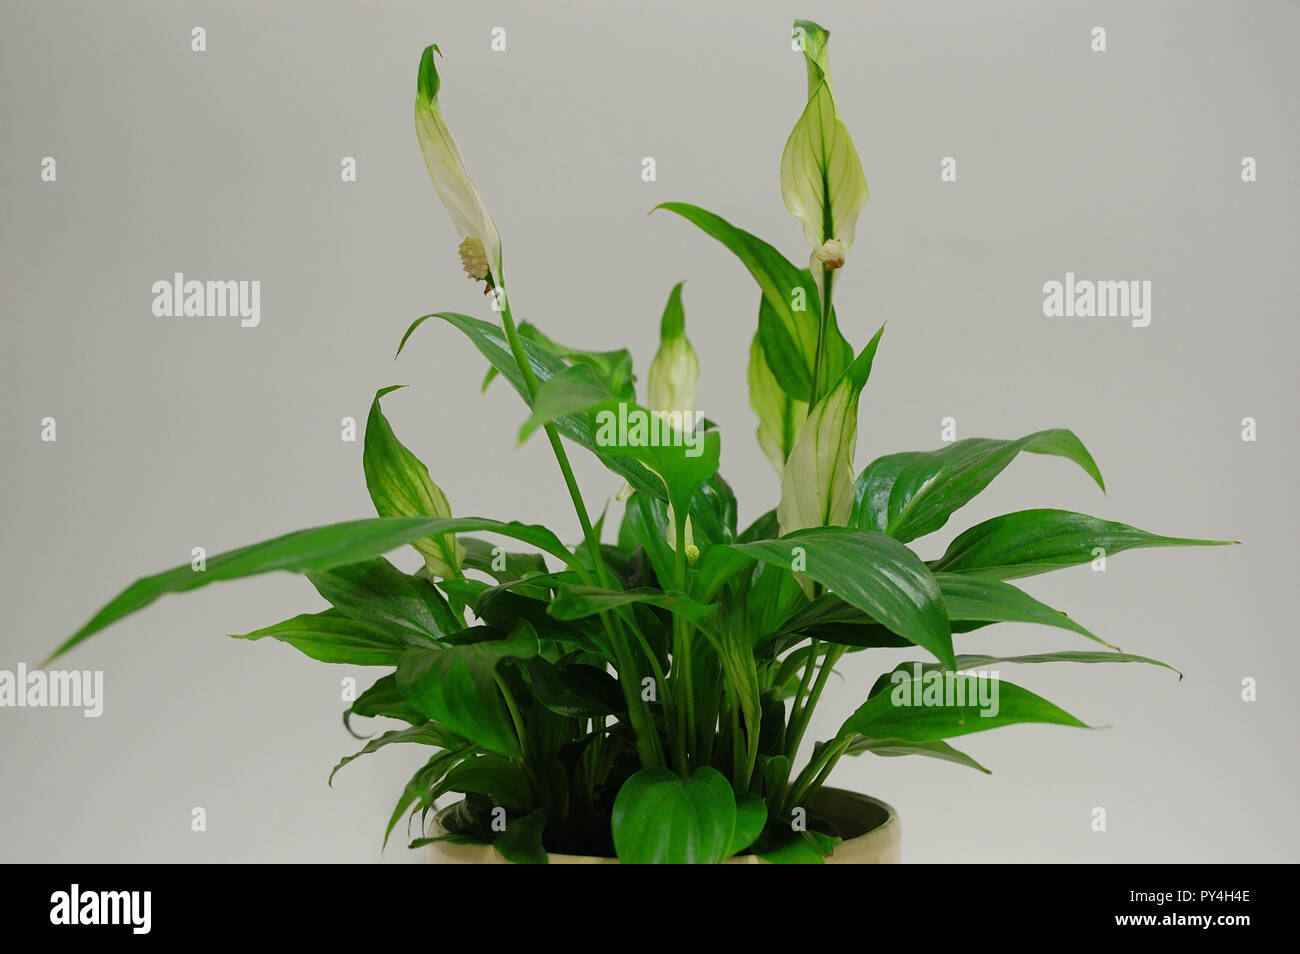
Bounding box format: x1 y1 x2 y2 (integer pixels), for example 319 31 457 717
428 787 900 864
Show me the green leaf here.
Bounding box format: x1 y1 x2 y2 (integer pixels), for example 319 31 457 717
611 766 738 864
50 515 574 664
518 322 635 401
747 332 807 473
307 556 462 643
932 509 1236 581
443 755 533 814
525 656 625 718
329 724 444 785
232 608 428 666
851 430 1105 543
838 671 1088 743
364 386 464 577
845 737 991 774
654 202 851 402
518 364 617 444
549 584 716 628
494 806 549 865
395 623 539 758
933 572 1115 649
724 526 954 669
383 748 468 850
406 312 663 497
592 403 722 518
345 673 426 732
755 829 840 864
728 792 768 856
870 650 1178 698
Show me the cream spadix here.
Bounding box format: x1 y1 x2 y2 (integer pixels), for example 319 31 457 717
415 45 503 287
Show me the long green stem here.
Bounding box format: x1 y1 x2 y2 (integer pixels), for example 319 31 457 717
672 508 695 775
494 671 528 753
806 267 835 408
785 735 852 814
786 643 844 762
496 290 663 768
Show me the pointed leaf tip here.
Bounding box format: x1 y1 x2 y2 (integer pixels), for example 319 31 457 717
417 45 442 101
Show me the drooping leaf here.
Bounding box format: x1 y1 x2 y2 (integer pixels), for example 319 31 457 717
932 509 1235 581
442 755 533 814
845 737 991 774
329 723 445 786
364 385 465 577
851 430 1105 543
232 608 431 666
868 651 1178 699
611 766 737 864
49 515 575 664
345 673 426 733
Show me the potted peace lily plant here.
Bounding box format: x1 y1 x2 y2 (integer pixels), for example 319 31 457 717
49 20 1231 864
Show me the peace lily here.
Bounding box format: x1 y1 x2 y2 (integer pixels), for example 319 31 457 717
780 20 868 291
648 283 701 565
414 45 503 289
48 23 1232 867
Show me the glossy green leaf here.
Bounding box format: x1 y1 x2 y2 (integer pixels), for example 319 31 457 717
443 755 533 814
307 556 461 643
329 723 444 786
933 509 1235 581
845 737 991 774
755 828 840 864
395 623 539 758
518 364 617 444
933 573 1115 649
232 608 430 666
611 766 737 864
725 526 954 669
838 671 1088 743
728 792 768 856
402 312 663 497
345 673 426 733
364 385 465 577
525 656 625 718
851 430 1105 543
655 202 852 402
494 806 549 864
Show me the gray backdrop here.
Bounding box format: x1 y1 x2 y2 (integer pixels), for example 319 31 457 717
2 0 1296 863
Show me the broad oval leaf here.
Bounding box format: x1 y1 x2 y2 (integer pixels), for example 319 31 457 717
611 766 737 864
